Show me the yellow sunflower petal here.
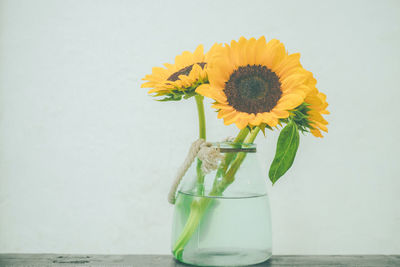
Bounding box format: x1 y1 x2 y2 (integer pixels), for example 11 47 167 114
275 53 302 77
275 94 304 110
212 103 233 110
249 113 264 126
196 84 227 104
235 118 248 129
313 121 328 132
272 109 290 118
260 39 280 68
254 36 268 65
259 112 279 127
281 74 308 91
245 37 257 65
223 112 241 125
217 108 235 119
311 128 323 138
193 45 204 61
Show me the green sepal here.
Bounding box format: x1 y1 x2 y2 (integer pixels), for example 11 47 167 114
268 120 300 184
260 124 266 136
258 123 273 136
291 103 312 133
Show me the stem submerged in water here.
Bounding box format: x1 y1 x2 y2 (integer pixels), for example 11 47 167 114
172 197 212 260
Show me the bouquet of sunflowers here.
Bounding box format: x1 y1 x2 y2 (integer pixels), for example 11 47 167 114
142 36 328 266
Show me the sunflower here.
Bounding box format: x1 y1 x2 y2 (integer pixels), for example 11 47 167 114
141 44 219 101
196 36 328 135
302 71 329 137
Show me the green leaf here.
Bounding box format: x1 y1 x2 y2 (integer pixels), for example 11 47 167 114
157 94 182 101
269 120 300 184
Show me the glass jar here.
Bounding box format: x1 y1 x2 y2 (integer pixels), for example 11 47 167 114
171 142 272 266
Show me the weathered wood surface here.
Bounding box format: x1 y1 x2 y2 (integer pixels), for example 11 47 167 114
0 254 399 267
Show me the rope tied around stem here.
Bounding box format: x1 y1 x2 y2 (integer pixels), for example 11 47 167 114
168 139 224 204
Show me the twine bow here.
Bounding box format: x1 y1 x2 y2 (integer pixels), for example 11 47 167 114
168 139 224 204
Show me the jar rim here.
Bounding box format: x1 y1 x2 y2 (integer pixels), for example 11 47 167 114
210 141 257 153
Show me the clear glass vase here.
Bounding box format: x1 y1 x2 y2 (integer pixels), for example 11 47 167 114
171 142 272 266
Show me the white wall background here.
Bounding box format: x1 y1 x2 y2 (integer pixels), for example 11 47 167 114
1 0 399 255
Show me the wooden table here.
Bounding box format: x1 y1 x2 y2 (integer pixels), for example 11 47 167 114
0 254 399 266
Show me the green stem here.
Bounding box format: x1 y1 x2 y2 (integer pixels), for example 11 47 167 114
194 95 206 195
172 198 212 260
196 160 205 195
234 127 250 143
195 95 206 140
245 127 260 143
215 127 250 181
172 127 261 259
215 127 260 191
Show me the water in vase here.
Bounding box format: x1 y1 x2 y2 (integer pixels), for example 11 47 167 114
172 191 272 266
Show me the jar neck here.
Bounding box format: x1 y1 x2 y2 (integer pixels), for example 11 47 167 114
211 141 257 153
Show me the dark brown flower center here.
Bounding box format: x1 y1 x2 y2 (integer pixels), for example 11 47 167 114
224 64 282 114
167 62 206 82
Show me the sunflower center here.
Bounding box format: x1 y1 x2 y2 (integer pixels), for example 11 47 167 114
224 64 282 114
238 77 267 99
167 62 206 82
